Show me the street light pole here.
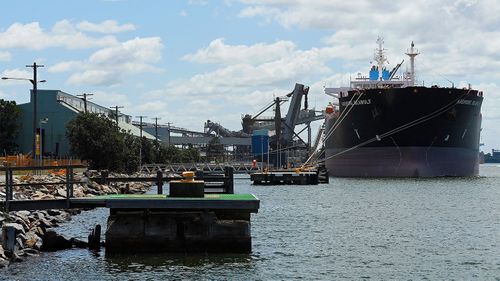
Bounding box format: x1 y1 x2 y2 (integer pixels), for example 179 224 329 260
2 62 45 165
26 62 44 163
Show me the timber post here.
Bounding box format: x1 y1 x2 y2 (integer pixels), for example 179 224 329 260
156 170 163 194
224 166 234 194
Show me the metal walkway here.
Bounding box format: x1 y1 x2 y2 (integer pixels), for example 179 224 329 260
140 163 259 174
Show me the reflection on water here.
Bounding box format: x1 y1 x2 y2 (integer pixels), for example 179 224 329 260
2 165 500 280
104 253 254 272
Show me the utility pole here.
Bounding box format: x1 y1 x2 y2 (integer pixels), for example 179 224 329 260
136 115 147 169
26 62 44 161
109 106 124 128
151 117 161 142
151 117 161 162
166 122 173 146
77 93 93 113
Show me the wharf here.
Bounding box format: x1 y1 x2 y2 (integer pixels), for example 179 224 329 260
251 170 320 185
72 193 259 211
1 165 260 253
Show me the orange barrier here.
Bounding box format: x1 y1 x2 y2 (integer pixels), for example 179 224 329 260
1 155 85 168
48 161 66 176
0 154 31 167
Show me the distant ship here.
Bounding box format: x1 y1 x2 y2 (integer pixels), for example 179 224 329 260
324 38 483 177
482 149 500 163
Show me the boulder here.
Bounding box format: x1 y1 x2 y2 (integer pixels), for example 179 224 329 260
33 226 45 237
46 210 62 217
0 244 6 259
16 210 31 219
15 237 25 250
11 216 30 231
40 231 72 251
56 188 67 198
23 248 39 257
11 250 23 262
2 223 25 238
36 218 53 229
0 257 8 268
73 186 85 197
25 231 43 250
70 238 88 249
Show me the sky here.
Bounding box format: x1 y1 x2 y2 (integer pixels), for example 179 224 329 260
0 0 499 152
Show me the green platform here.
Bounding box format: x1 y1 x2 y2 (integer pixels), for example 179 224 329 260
68 193 260 212
93 193 257 201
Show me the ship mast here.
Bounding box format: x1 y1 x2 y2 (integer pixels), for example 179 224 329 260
373 37 388 81
405 41 419 86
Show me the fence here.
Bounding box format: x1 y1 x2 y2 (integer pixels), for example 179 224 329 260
0 155 85 168
1 165 234 212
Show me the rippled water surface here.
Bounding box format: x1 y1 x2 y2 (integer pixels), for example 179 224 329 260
2 165 500 280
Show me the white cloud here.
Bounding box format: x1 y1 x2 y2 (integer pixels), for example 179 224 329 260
180 10 188 17
0 21 119 50
136 101 168 113
91 91 132 109
77 20 136 33
236 1 500 78
188 0 209 5
176 39 337 95
50 37 164 86
0 89 29 102
476 82 500 120
0 69 34 85
0 51 11 61
48 61 82 73
182 38 297 64
144 38 347 129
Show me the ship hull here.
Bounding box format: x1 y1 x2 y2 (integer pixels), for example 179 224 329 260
326 146 479 177
325 87 483 177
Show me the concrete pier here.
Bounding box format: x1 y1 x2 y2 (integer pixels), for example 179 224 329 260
106 209 251 253
251 170 319 185
99 193 259 254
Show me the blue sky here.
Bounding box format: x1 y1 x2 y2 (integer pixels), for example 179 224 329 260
1 0 499 152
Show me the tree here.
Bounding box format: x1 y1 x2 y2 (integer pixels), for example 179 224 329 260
67 113 203 171
207 137 224 162
66 112 136 172
0 99 22 155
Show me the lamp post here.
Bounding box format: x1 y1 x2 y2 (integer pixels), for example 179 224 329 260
2 62 46 164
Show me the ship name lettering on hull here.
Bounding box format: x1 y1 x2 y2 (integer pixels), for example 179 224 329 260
341 99 372 106
457 99 481 106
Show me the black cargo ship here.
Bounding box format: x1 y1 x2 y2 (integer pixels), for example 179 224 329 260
324 38 483 177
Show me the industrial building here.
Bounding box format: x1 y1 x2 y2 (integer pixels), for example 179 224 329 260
16 89 154 157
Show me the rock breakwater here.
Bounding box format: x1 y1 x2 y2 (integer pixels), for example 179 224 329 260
0 171 153 267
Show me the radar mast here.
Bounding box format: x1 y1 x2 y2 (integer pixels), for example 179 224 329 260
374 37 388 81
405 41 419 86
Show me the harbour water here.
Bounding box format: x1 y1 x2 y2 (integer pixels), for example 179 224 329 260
2 165 500 280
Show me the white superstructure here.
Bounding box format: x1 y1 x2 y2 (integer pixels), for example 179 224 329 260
325 38 418 97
